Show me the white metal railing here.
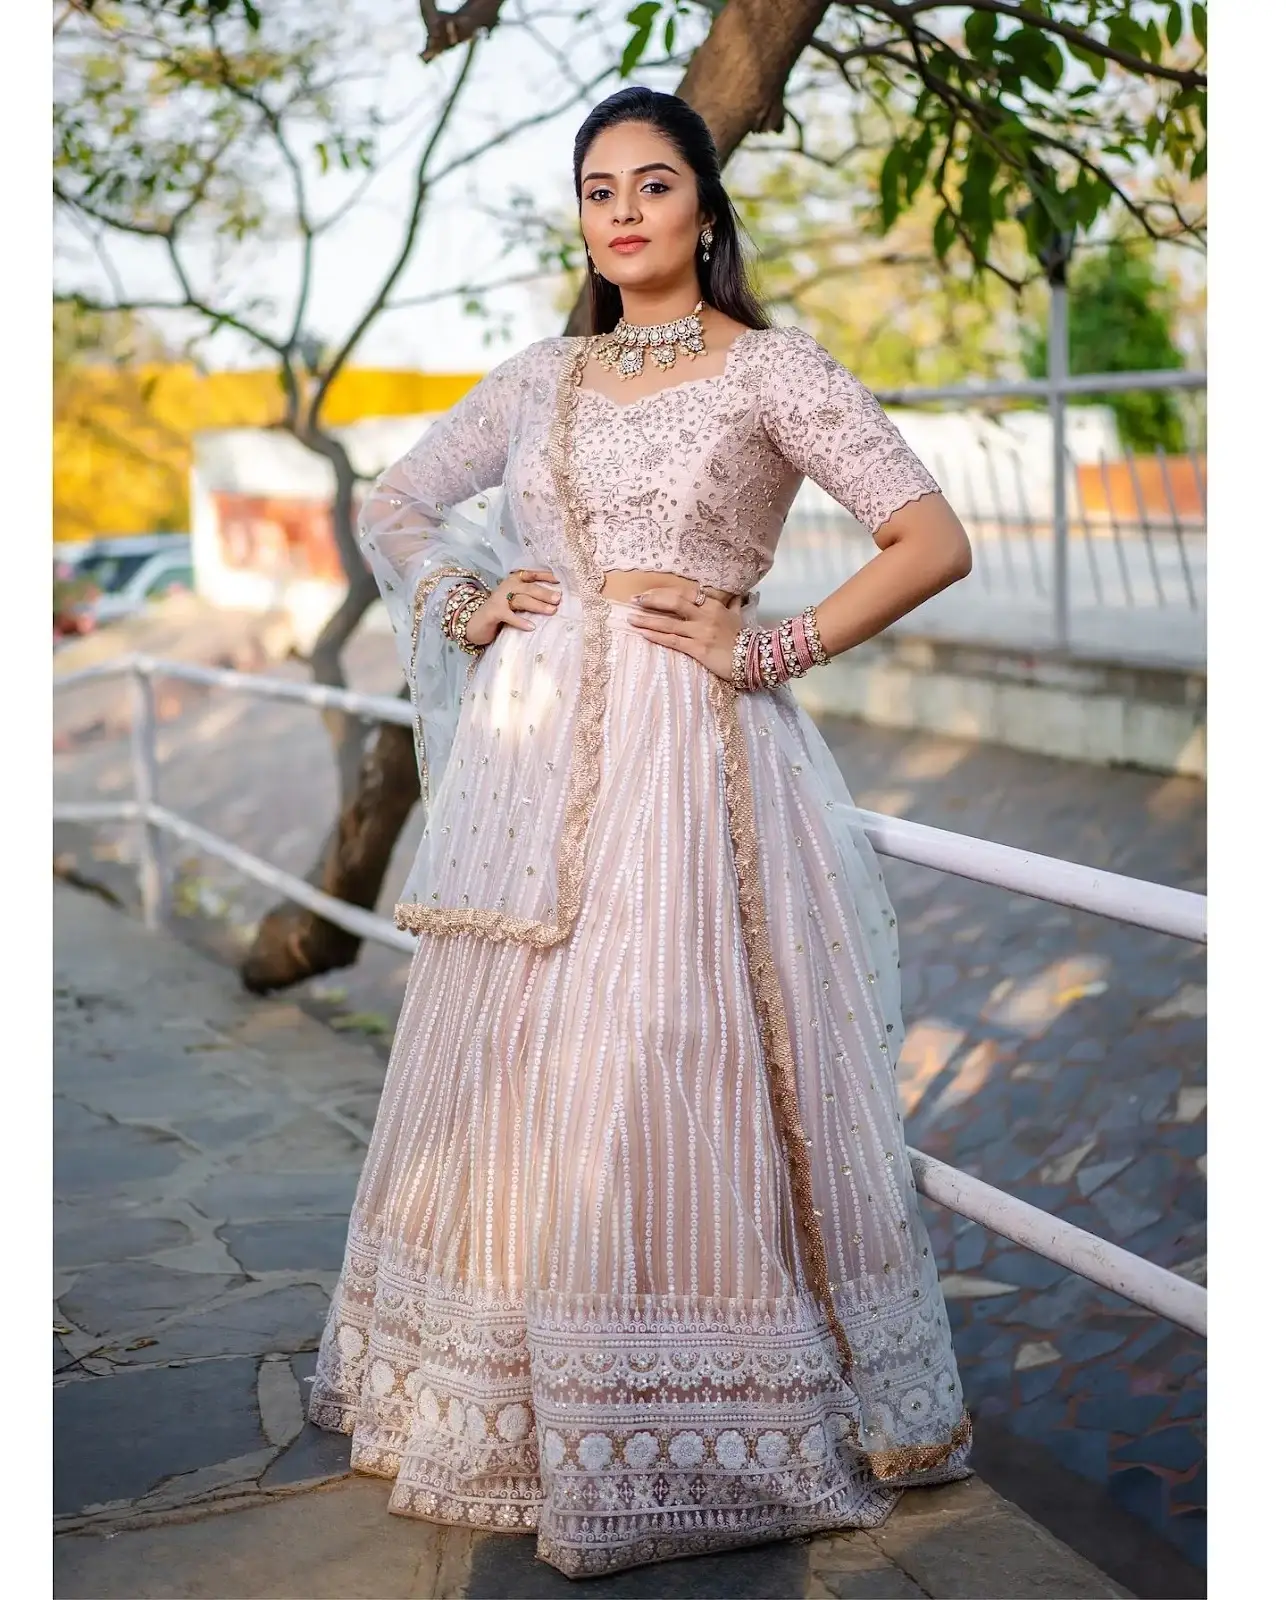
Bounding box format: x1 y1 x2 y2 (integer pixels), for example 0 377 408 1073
53 654 1207 1337
764 358 1207 669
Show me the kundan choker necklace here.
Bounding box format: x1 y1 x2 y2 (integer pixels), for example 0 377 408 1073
593 300 707 379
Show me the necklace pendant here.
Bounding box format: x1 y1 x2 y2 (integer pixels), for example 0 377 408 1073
600 300 705 383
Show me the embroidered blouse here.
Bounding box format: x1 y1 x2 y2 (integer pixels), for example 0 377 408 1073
358 326 939 810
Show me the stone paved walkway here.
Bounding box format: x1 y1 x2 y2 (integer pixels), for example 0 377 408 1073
54 882 1126 1600
53 630 1206 1594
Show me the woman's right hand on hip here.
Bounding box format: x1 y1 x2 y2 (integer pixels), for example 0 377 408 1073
465 569 562 645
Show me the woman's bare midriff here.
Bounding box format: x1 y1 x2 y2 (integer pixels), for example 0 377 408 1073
600 568 739 607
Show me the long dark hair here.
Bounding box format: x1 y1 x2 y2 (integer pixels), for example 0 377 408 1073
572 87 770 335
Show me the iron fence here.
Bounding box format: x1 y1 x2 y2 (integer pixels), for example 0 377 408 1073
764 359 1207 669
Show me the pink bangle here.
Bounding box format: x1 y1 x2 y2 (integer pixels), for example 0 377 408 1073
791 613 813 672
744 628 762 692
750 630 766 691
775 627 790 682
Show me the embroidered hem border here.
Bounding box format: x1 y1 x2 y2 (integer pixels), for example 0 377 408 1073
309 1227 973 1573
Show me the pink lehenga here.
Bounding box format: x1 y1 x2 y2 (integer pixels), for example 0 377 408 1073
308 327 971 1577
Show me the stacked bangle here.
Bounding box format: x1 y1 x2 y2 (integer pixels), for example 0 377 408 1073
733 604 830 693
440 579 489 658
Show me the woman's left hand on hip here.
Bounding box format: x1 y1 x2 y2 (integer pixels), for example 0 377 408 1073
626 587 743 682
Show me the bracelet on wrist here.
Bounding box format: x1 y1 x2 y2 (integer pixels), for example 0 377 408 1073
733 605 830 693
440 579 490 658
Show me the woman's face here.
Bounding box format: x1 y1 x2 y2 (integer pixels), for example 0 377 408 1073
579 120 707 293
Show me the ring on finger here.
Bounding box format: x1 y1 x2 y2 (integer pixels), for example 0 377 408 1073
507 590 516 603
693 585 707 607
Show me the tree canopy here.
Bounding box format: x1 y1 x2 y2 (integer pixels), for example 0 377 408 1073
620 1 1205 288
1023 241 1190 451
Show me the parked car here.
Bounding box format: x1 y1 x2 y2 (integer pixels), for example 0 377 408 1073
89 549 195 626
66 533 191 593
61 535 194 629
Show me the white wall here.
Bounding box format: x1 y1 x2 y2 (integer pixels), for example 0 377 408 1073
793 405 1120 528
189 416 438 647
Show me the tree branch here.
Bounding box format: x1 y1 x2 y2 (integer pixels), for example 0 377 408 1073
419 1 507 63
56 269 285 360
306 34 482 428
53 2 87 36
872 27 1198 270
425 61 618 191
314 106 440 235
54 179 174 239
201 16 316 351
386 262 563 311
845 1 1206 91
310 51 615 427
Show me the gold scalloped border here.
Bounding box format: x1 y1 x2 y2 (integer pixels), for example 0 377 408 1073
868 1412 973 1481
707 675 855 1377
396 338 608 947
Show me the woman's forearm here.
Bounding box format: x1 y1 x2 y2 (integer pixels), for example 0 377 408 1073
811 497 972 658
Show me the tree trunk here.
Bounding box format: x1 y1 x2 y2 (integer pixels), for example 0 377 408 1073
239 427 410 994
240 0 833 992
671 0 831 160
306 439 379 797
240 686 422 993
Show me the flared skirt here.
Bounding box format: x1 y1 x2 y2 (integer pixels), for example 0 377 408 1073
308 594 969 1577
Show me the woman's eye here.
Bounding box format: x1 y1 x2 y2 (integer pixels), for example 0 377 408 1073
587 187 612 202
642 181 670 195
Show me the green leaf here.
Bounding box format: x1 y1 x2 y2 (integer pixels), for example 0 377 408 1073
963 10 998 58
1193 3 1207 48
242 1 262 28
1106 14 1147 58
878 144 903 232
1165 2 1184 46
663 14 676 54
932 206 955 261
901 125 935 205
621 1 661 77
959 142 999 260
1000 26 1062 92
314 139 329 174
1191 142 1207 180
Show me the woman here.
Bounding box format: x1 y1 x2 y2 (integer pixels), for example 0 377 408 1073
310 86 974 1578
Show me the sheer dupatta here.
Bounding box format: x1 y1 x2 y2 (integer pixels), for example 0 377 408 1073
358 348 538 808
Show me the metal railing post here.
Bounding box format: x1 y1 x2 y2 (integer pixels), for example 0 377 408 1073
129 660 167 929
1049 276 1071 652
